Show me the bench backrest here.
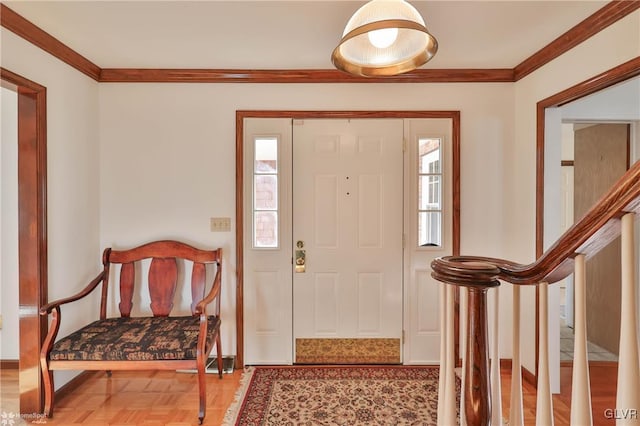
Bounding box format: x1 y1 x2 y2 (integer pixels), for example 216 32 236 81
102 240 222 317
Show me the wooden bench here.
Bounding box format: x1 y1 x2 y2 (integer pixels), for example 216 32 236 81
39 240 223 424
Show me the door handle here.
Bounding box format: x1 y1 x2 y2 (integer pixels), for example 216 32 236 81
295 240 306 273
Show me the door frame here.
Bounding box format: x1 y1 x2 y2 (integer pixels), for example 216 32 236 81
235 110 460 368
536 57 640 382
1 67 48 414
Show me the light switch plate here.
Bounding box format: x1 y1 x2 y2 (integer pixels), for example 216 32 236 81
210 217 231 232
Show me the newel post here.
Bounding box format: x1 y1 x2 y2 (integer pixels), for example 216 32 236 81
432 257 501 426
466 285 493 425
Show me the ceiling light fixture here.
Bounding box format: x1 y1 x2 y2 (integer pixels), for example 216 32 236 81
331 0 438 77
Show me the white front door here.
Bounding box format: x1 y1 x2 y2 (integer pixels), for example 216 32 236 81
292 119 404 363
243 116 453 365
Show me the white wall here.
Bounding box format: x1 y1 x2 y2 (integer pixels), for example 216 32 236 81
1 87 19 360
1 28 101 388
512 9 640 384
98 82 515 357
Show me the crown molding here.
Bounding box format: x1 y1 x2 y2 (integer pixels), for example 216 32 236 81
1 1 637 84
538 56 640 110
514 0 640 81
99 68 514 83
0 3 101 81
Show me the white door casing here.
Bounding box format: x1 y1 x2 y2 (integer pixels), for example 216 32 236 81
292 119 404 352
561 164 574 327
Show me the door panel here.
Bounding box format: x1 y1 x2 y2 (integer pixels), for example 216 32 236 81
292 119 404 362
243 118 293 364
403 119 453 364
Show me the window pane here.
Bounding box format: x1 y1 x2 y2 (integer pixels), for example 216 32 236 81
254 211 278 248
254 175 278 210
418 211 441 247
419 175 441 210
419 138 441 174
255 137 278 173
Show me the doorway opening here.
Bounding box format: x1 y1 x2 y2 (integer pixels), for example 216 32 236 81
538 63 640 392
235 111 460 368
558 122 630 364
1 68 48 414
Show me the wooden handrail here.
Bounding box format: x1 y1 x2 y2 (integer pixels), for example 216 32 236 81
433 158 640 286
431 159 640 425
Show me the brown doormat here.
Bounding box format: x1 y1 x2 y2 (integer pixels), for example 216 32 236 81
223 365 459 425
295 338 401 364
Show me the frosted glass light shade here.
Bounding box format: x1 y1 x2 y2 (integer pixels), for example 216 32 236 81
332 0 438 77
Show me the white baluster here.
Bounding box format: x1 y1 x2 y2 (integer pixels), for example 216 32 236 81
510 285 524 426
617 213 640 425
536 282 554 425
490 287 504 426
571 254 593 425
441 284 457 426
438 282 447 425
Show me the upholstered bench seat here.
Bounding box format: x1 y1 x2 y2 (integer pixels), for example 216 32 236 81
50 316 220 361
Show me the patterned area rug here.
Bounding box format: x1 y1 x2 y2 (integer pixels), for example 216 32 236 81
223 365 455 425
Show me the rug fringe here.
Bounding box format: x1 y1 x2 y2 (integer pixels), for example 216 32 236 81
221 367 255 426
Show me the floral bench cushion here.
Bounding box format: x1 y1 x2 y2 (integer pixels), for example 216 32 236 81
49 316 220 361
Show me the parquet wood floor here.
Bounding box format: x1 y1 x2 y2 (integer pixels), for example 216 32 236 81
1 369 242 425
0 362 616 425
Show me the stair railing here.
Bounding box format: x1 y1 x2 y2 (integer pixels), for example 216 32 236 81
432 159 640 425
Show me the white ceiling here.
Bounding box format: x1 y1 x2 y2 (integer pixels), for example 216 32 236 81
4 1 608 70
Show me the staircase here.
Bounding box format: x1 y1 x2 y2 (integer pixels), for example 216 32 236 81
432 159 640 425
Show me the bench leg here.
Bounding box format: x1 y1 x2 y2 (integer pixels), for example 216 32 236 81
215 333 223 379
40 359 55 418
197 357 206 424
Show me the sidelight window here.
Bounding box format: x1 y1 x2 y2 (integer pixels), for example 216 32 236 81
253 137 279 248
418 138 442 247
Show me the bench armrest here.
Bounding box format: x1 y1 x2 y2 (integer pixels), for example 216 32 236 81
194 263 221 316
40 271 107 315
